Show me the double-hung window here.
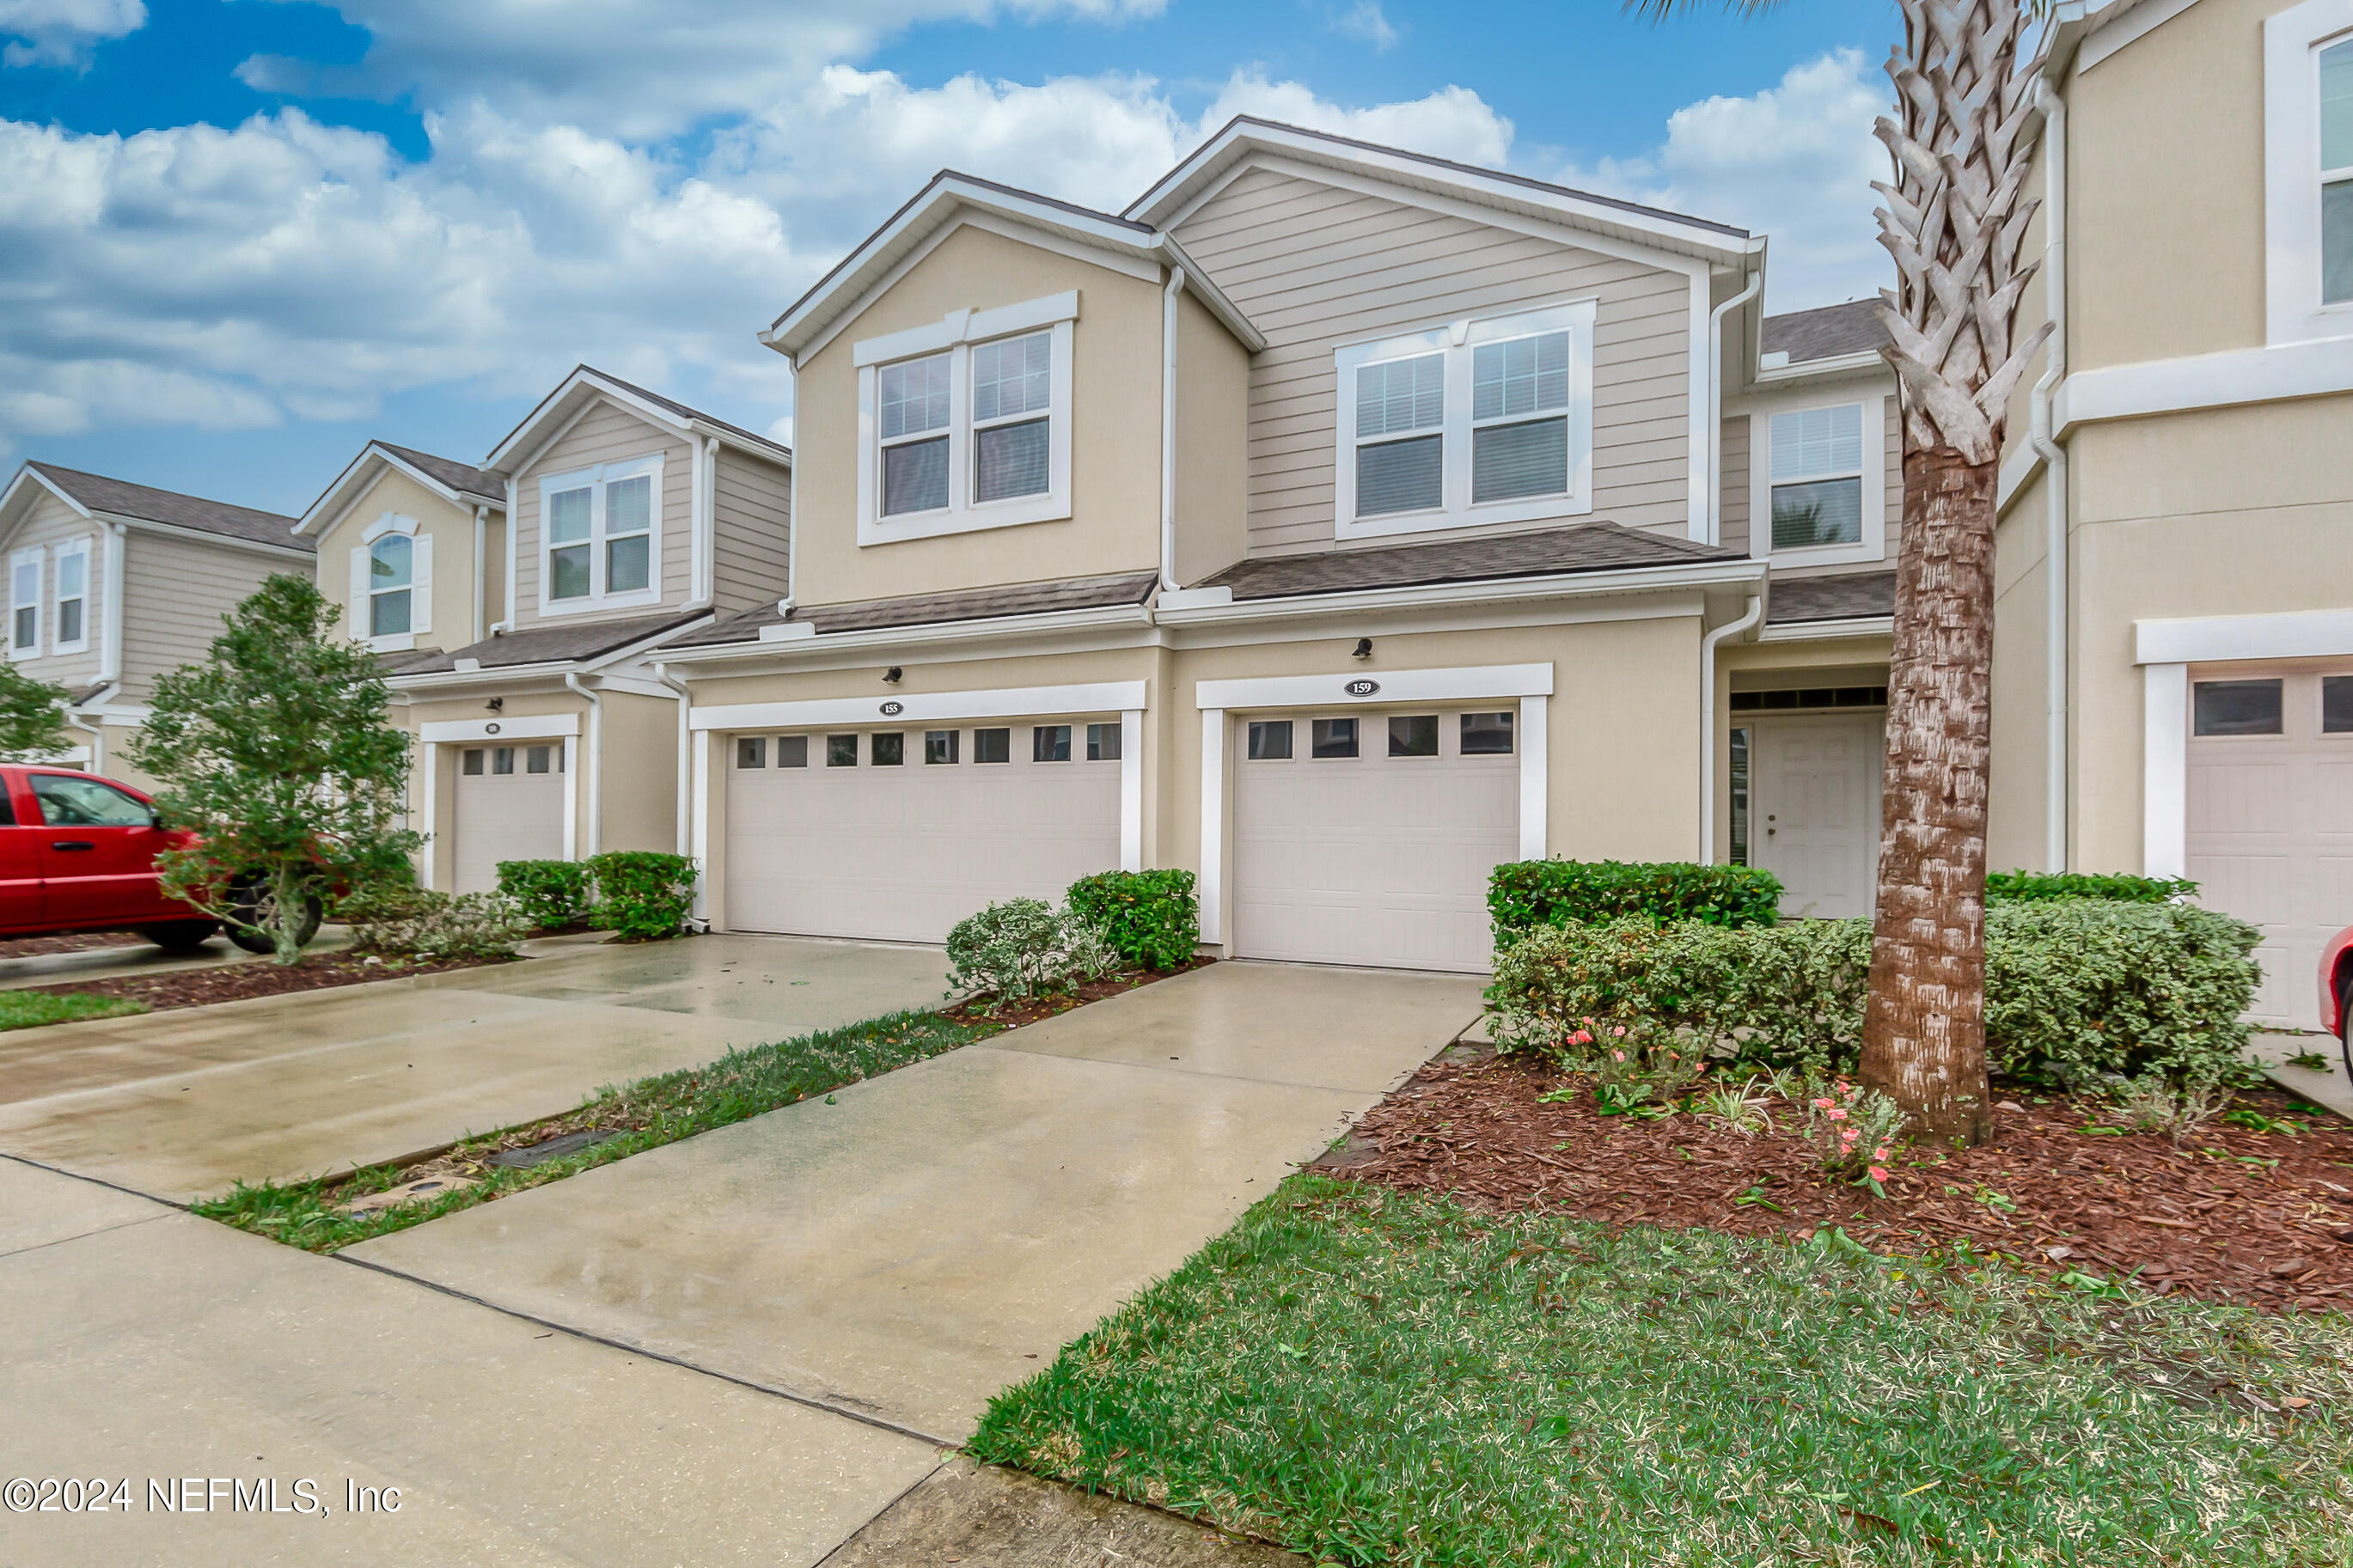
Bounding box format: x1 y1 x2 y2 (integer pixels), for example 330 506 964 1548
1334 299 1595 540
541 456 662 613
855 290 1075 543
51 540 89 655
2264 0 2353 339
1747 394 1887 565
370 534 413 637
8 549 39 661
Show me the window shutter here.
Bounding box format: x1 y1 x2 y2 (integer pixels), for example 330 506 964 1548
410 534 432 634
348 546 370 639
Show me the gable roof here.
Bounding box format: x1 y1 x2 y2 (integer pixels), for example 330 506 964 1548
1761 301 1887 366
5 462 310 553
392 607 713 679
484 365 792 473
296 440 507 536
1125 117 1760 267
759 170 1266 363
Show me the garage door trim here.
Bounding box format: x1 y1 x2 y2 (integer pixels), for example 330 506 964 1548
692 680 1147 733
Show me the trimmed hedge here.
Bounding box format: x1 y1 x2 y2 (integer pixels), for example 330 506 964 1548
1066 869 1200 971
1986 870 2198 905
584 851 697 940
1486 900 2261 1089
1490 859 1783 943
496 858 595 930
946 897 1115 1009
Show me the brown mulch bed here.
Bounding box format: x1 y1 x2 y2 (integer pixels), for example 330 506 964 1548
0 931 148 959
940 957 1216 1029
34 952 513 1011
1317 1048 2353 1317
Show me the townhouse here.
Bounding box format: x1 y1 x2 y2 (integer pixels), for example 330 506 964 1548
0 463 316 780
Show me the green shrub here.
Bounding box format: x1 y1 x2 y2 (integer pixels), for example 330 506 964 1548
343 886 530 961
584 851 697 940
1489 858 1782 944
1486 900 2261 1089
1066 869 1199 971
945 897 1116 1010
1986 869 2198 904
495 858 595 929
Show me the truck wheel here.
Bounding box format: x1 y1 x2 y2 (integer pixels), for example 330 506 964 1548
138 919 220 955
224 882 324 955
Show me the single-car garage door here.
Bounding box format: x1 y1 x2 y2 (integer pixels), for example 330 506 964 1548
453 742 567 894
2185 666 2353 1028
726 721 1123 943
1232 708 1519 972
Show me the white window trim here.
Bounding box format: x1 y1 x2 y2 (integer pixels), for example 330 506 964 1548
537 455 664 617
8 546 40 662
2266 0 2353 345
49 538 90 657
1747 391 1888 567
854 291 1079 546
358 514 419 652
1333 299 1596 542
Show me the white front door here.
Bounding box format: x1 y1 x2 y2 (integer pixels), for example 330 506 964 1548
1231 707 1519 972
452 741 567 895
1751 712 1883 920
724 722 1122 943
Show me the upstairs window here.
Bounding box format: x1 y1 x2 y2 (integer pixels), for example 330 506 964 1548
52 540 88 654
370 534 413 637
855 290 1077 544
2264 0 2353 340
1747 394 1887 566
1334 299 1595 540
9 550 38 660
2325 37 2353 302
541 456 662 613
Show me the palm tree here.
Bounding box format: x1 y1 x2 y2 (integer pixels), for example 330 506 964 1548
1635 0 2051 1144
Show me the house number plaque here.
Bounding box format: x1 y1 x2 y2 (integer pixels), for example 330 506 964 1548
1344 679 1380 697
879 701 904 716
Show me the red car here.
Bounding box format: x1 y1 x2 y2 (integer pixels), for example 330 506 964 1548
2323 924 2353 1074
0 766 250 954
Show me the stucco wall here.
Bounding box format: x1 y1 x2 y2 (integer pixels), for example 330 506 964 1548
313 464 486 654
1173 287 1250 586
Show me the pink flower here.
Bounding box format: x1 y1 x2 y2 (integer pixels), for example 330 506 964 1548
1812 1097 1834 1110
1825 1107 1848 1121
1611 1026 1627 1038
1841 1130 1860 1144
1868 1166 1890 1183
1873 1146 1892 1161
1572 1030 1592 1045
1611 1051 1626 1063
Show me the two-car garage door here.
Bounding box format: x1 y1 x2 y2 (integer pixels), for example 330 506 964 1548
726 722 1121 943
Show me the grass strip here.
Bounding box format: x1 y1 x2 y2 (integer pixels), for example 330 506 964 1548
0 990 147 1030
971 1174 2353 1566
193 1006 996 1253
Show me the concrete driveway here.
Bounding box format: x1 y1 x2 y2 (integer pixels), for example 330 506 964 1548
350 961 1485 1443
0 934 950 1199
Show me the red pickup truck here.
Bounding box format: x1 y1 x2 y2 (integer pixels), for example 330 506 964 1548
0 766 245 954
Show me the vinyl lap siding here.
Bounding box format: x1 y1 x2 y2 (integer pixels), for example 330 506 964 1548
712 450 791 616
4 491 107 692
1172 166 1696 557
1730 390 1904 579
512 400 694 628
119 531 308 699
1718 415 1750 558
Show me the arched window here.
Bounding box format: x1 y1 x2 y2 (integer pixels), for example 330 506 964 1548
370 533 413 637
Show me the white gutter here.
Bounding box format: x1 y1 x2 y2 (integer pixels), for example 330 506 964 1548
471 504 488 645
62 683 113 772
1152 558 1766 628
2028 76 2069 874
776 352 800 619
1705 265 1763 546
651 661 693 857
1160 265 1186 593
563 671 603 857
1697 594 1765 863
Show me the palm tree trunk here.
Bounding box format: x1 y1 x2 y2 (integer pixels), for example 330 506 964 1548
1858 447 1997 1143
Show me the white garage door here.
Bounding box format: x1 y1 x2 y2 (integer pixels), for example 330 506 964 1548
726 722 1123 943
452 742 567 895
1232 708 1519 972
2185 666 2353 1029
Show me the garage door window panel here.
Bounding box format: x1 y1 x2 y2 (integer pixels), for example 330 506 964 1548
975 728 1011 764
1248 720 1293 761
1389 715 1439 758
777 735 809 767
526 746 553 774
492 747 516 775
1085 723 1120 761
737 736 767 769
1311 718 1358 760
1461 712 1513 754
871 732 905 766
2194 679 2285 736
827 735 858 767
462 748 485 776
2323 675 2353 732
1033 724 1072 763
926 729 960 764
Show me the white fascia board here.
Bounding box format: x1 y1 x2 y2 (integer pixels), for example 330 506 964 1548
0 468 93 546
1757 615 1896 643
2055 334 2353 432
692 680 1149 733
1196 662 1552 711
2134 606 2353 664
100 512 313 562
684 421 791 468
579 613 715 673
486 371 694 471
663 603 1157 668
1749 350 1888 387
1151 232 1267 351
419 713 580 744
387 663 583 692
1152 558 1765 629
294 448 385 535
2076 0 2199 74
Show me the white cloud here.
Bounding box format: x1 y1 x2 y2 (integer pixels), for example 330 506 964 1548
1329 2 1397 50
1561 49 1891 314
0 0 144 68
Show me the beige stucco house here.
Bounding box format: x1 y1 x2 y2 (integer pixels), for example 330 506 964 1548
648 124 1909 971
0 462 316 782
296 440 508 662
376 366 792 895
1988 0 2353 1027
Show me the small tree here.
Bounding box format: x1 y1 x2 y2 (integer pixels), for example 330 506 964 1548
0 662 71 762
128 575 420 965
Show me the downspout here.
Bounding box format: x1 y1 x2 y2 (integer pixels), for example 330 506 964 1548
1160 265 1186 592
1705 265 1763 548
99 522 125 686
1697 594 1765 863
688 435 718 610
495 479 517 633
2028 77 2069 874
470 503 488 645
652 661 692 858
62 702 107 773
776 353 800 619
564 671 603 857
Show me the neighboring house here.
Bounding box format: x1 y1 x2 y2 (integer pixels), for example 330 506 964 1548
651 121 1910 972
296 441 508 660
0 462 315 782
1989 0 2353 1028
382 367 792 895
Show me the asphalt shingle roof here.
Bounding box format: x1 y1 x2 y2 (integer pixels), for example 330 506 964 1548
395 610 711 675
375 443 506 503
1195 523 1739 601
1767 570 1897 624
675 571 1161 647
26 462 310 552
1761 301 1888 365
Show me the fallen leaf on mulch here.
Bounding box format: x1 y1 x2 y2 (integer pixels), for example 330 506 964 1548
35 952 512 1012
0 931 146 960
1319 1049 2353 1316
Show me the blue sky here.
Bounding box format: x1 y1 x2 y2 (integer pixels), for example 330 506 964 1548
0 0 1900 516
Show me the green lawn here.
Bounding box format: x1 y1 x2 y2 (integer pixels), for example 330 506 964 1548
196 1006 995 1252
0 991 147 1030
971 1174 2353 1566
